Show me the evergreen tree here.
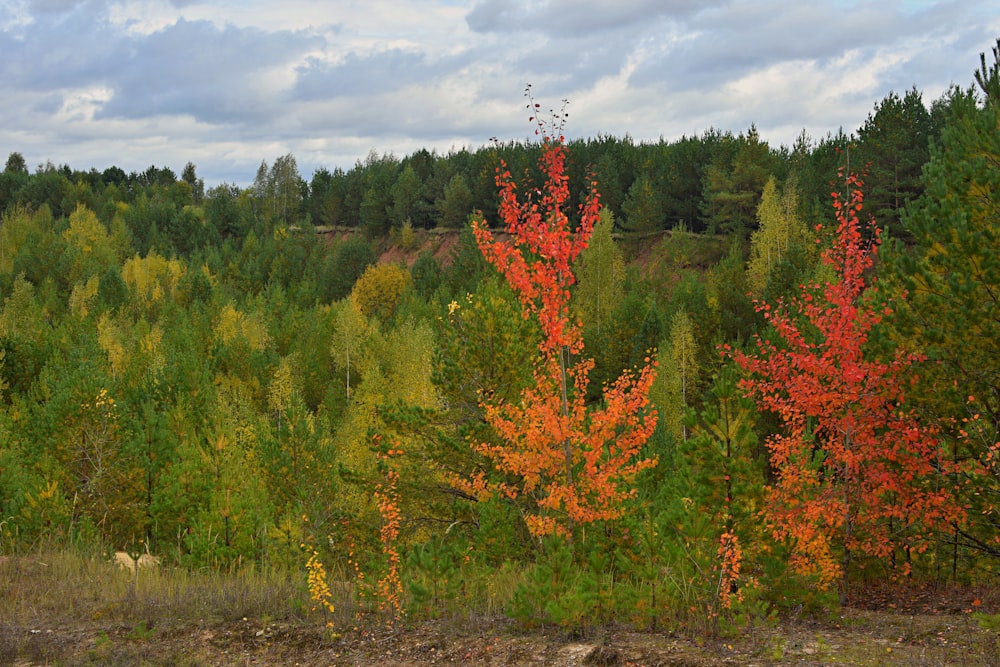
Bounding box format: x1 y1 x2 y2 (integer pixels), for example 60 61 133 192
883 43 1000 565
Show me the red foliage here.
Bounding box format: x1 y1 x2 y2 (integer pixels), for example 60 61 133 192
731 172 961 589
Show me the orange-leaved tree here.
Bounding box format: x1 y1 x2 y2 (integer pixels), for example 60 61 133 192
467 97 658 540
730 172 961 596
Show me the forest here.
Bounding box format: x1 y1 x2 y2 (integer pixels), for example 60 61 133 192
0 40 997 642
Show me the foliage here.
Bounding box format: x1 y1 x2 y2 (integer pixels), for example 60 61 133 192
731 172 962 594
650 309 700 442
747 176 813 296
305 546 337 625
573 208 625 335
881 45 1000 567
349 263 411 326
468 117 658 540
0 46 997 632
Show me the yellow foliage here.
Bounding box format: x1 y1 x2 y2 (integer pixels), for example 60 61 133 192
350 263 411 324
268 357 296 423
213 304 242 345
63 204 109 257
122 252 186 307
651 309 700 442
0 207 34 275
140 324 165 379
0 274 44 339
97 313 127 379
63 205 117 284
68 276 100 319
212 304 272 352
241 310 272 352
305 547 337 620
748 177 811 295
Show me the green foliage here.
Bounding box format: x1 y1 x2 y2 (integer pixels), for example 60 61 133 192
856 87 931 237
405 537 468 617
650 309 701 442
882 60 1000 568
436 173 474 228
322 234 375 303
701 126 773 237
509 538 611 631
622 174 664 233
573 209 625 335
254 154 304 226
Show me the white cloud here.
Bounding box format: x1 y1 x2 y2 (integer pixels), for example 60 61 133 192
1 0 996 185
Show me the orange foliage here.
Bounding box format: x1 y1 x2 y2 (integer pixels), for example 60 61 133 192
372 434 404 622
468 109 658 540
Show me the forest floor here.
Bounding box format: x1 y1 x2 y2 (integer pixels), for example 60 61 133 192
2 553 998 666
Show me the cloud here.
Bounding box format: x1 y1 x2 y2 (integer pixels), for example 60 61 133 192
98 18 319 123
1 0 996 186
467 0 714 37
294 48 464 100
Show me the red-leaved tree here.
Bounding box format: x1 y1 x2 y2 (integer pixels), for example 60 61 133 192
730 172 961 595
465 99 658 540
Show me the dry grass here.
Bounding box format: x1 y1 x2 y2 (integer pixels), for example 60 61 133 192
1 549 997 666
0 548 330 666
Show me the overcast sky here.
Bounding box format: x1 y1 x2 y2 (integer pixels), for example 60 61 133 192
2 0 997 186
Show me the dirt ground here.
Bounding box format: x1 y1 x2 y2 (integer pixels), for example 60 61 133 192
3 603 998 666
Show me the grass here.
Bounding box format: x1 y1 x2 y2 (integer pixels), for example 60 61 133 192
1 547 998 666
0 546 324 666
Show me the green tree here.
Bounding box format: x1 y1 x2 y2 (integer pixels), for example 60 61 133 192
321 234 376 303
573 209 624 335
883 44 1000 566
856 88 931 237
621 174 664 234
436 174 474 228
701 126 772 237
4 152 28 174
181 161 205 204
391 164 425 230
254 154 303 225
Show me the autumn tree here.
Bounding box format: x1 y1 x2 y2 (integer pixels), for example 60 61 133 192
350 263 411 326
731 172 960 598
467 101 658 541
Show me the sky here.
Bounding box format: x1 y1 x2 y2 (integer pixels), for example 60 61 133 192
2 0 998 187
